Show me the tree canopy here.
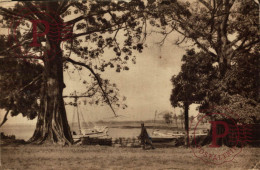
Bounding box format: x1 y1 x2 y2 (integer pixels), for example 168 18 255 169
152 0 259 76
170 49 217 107
168 0 259 124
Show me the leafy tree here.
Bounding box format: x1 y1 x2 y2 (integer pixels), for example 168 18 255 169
0 1 146 145
170 49 216 143
0 35 43 128
210 48 260 123
161 0 259 143
0 58 43 127
150 0 259 107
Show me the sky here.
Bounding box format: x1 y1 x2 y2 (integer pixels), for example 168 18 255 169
0 1 201 126
0 31 200 125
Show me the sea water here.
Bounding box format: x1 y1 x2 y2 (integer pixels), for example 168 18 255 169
0 124 154 141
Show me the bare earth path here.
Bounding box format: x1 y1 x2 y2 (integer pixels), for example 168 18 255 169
1 145 259 170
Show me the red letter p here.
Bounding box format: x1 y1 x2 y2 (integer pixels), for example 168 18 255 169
209 121 229 148
30 20 49 47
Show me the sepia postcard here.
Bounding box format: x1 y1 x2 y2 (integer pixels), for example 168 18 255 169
0 0 259 169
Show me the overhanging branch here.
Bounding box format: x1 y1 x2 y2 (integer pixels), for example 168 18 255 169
58 1 69 14
67 14 141 40
3 73 42 100
0 110 10 128
65 57 117 117
68 24 126 40
23 2 46 21
0 7 33 21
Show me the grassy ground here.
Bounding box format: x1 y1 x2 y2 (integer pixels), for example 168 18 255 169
1 145 259 170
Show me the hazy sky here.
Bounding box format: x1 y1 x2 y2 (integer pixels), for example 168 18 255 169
0 1 201 126
0 31 200 125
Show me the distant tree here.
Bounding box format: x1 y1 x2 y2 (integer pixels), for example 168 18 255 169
163 112 173 124
177 112 184 129
173 113 178 128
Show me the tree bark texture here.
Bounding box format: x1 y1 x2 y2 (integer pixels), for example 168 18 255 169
28 3 73 145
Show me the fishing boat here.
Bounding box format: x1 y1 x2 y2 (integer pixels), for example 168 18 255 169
148 110 185 143
72 125 109 141
70 96 109 141
150 129 184 143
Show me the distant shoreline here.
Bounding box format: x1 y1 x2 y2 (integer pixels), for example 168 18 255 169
109 125 184 130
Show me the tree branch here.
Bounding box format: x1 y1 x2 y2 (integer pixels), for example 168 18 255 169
66 16 85 25
0 7 27 19
157 28 175 46
65 58 118 117
198 0 213 10
0 6 36 21
60 2 78 15
63 95 95 98
175 28 217 57
0 110 10 128
23 2 47 21
18 74 42 94
65 7 115 25
66 13 141 40
233 39 260 57
68 23 126 40
3 73 42 100
58 0 69 14
0 38 33 56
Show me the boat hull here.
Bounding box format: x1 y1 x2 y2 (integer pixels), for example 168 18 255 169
72 126 109 141
80 137 112 146
151 137 177 143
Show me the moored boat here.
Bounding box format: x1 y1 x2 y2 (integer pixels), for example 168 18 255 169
150 129 184 143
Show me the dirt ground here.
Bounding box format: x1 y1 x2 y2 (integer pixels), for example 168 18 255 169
0 145 259 170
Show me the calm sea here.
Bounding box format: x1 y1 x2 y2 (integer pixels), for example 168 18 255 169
0 125 156 140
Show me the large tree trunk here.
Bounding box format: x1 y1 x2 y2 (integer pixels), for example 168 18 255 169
28 3 73 145
29 43 73 145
